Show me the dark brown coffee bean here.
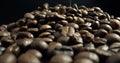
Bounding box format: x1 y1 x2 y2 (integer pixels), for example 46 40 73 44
0 31 10 37
16 32 34 39
40 24 51 30
30 38 48 50
70 44 83 50
68 23 79 29
49 54 72 63
39 32 51 37
18 53 40 63
24 13 35 19
91 21 100 29
68 32 83 45
74 51 99 63
112 29 120 35
93 37 107 46
26 19 38 27
26 49 42 59
17 38 33 48
100 24 112 32
84 42 95 50
16 18 26 26
80 30 94 43
57 36 70 44
74 58 94 63
96 45 109 51
95 49 113 57
47 42 62 55
27 28 39 33
106 54 120 63
110 19 120 29
109 42 120 53
105 33 120 44
39 37 53 42
7 22 17 31
19 26 28 31
94 29 108 37
0 53 16 63
50 46 74 56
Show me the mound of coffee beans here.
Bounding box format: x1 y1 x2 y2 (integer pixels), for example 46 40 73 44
0 3 120 63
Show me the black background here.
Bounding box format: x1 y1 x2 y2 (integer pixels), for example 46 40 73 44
0 0 119 25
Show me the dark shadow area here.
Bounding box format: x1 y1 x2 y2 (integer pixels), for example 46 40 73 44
0 0 119 25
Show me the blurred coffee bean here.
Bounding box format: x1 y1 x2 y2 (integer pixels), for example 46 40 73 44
109 42 120 53
26 49 42 59
110 19 120 29
1 36 14 47
49 54 72 63
74 51 99 63
18 53 40 63
105 33 120 45
94 29 108 38
40 24 51 30
26 19 38 27
0 53 16 63
97 44 109 51
16 32 34 39
106 54 120 63
100 24 112 32
74 58 94 63
112 29 120 35
57 36 70 44
24 13 35 19
17 38 33 48
80 30 94 43
30 38 48 50
39 32 51 37
93 37 107 46
51 46 74 56
5 44 20 56
0 31 10 37
68 23 79 29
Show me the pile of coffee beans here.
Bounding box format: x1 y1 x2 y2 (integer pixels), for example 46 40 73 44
0 3 120 63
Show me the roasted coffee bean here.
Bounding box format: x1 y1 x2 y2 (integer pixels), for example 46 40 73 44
74 58 94 63
74 51 99 63
7 22 17 31
84 42 95 51
26 19 38 27
105 33 120 45
96 44 109 51
17 38 33 48
68 23 79 29
109 42 120 53
100 24 112 32
47 42 62 55
93 37 107 46
106 54 120 63
112 29 120 35
39 37 53 42
16 32 34 39
0 31 10 37
26 49 42 59
27 28 39 33
39 32 51 37
0 47 6 55
16 18 26 26
57 36 70 44
91 21 100 29
94 29 108 38
24 13 35 19
18 53 40 63
30 38 48 50
110 19 120 29
40 24 52 30
0 53 16 63
80 30 94 43
49 54 72 63
49 46 74 56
